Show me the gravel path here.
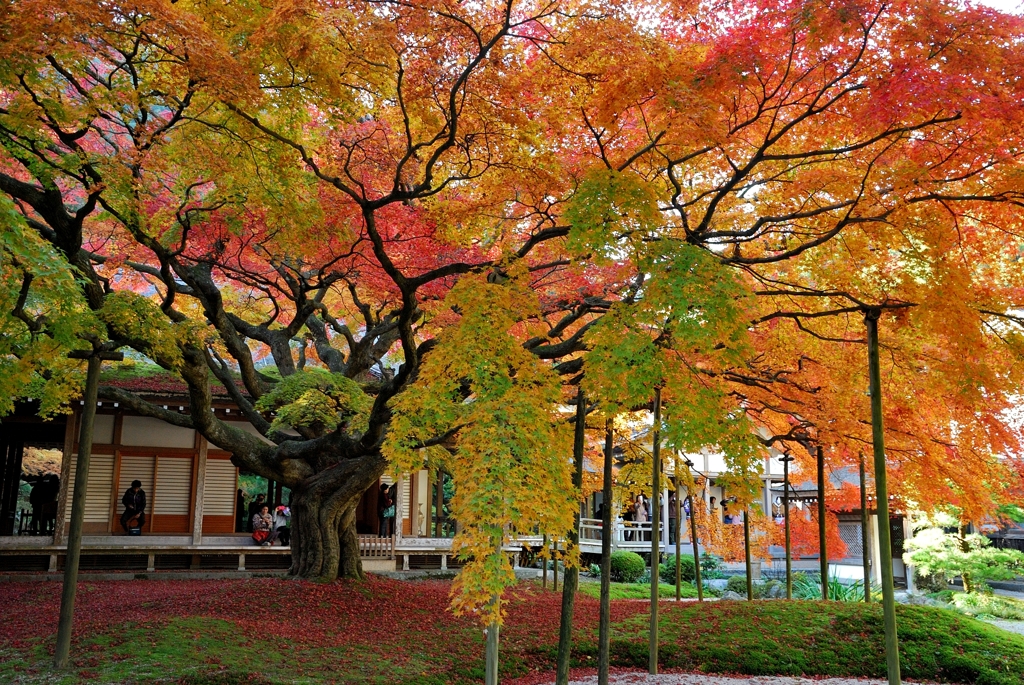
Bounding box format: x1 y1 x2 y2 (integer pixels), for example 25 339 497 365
546 674 941 685
985 619 1024 636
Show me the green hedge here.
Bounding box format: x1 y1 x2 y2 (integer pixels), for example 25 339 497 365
610 551 645 582
659 554 696 584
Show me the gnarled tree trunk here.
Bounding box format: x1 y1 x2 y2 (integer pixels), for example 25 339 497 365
286 453 387 581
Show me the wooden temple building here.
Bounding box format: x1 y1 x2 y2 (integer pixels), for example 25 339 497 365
0 388 911 584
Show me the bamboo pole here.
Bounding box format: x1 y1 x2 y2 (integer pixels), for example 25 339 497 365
866 309 902 685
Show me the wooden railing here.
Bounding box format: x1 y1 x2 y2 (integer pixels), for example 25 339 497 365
578 517 664 551
358 534 394 559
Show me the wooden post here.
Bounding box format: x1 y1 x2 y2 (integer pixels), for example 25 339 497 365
52 418 75 545
542 534 548 589
817 444 828 601
782 453 794 600
866 308 902 685
54 349 122 669
191 437 208 545
674 470 681 602
860 452 871 602
555 388 586 685
685 461 703 602
434 469 444 538
744 508 753 600
553 538 559 592
649 387 661 675
598 418 614 685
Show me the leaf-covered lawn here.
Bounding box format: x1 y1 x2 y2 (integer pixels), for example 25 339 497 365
0 576 1021 684
575 580 698 601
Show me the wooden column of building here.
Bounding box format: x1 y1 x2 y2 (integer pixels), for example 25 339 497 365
52 414 77 545
191 436 208 545
409 472 420 537
0 436 25 536
434 469 443 538
108 414 124 534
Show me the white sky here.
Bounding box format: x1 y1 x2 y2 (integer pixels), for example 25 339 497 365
976 0 1023 13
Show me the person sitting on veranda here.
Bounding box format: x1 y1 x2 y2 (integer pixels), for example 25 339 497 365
252 505 279 546
120 480 146 532
273 504 291 546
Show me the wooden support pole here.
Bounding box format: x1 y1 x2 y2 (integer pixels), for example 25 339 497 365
555 388 586 685
553 538 559 592
434 469 444 538
649 387 661 675
674 470 681 602
598 418 614 685
54 349 122 669
744 508 753 600
782 454 794 600
866 309 902 685
818 444 828 601
860 452 871 603
686 462 703 603
542 534 548 589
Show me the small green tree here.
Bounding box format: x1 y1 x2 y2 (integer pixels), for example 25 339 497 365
904 521 1024 594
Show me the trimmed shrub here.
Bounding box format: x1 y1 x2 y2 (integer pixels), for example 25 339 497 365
700 552 725 579
610 551 645 583
726 575 748 595
659 554 696 585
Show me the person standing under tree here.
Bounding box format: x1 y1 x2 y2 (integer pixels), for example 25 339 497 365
120 480 146 532
633 494 648 541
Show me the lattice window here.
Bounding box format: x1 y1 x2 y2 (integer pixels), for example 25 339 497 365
838 519 863 559
889 517 905 556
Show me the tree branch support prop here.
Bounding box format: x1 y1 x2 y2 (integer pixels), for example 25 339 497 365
542 534 548 589
555 389 586 685
553 538 559 591
744 508 753 600
860 452 871 603
674 467 682 602
54 348 123 669
649 387 661 674
865 308 901 685
686 460 703 602
818 444 828 601
782 453 794 600
598 418 614 685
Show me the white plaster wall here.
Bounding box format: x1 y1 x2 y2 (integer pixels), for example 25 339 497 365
121 416 195 448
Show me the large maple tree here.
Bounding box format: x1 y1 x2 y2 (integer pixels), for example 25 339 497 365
2 0 1024 610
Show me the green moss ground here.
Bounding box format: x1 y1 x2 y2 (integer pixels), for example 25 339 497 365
1 579 1022 684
